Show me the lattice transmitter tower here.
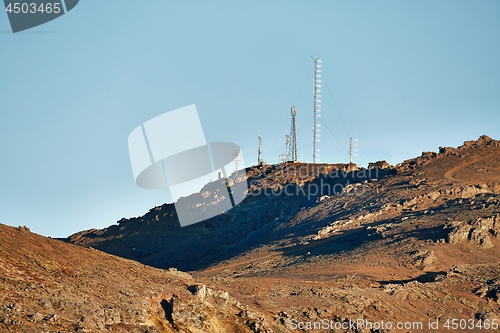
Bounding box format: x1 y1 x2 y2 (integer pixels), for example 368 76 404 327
289 106 298 162
312 56 322 163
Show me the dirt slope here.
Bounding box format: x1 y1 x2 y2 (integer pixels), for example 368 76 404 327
0 224 283 333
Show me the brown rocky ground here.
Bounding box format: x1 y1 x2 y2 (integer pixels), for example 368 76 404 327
189 135 500 333
2 135 500 332
0 225 282 332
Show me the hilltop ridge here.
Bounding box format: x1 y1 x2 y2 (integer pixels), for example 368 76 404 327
69 135 500 270
68 160 395 271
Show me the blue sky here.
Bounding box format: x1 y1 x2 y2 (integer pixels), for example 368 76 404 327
1 1 499 237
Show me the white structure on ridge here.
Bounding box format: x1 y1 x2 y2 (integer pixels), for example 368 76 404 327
312 56 322 163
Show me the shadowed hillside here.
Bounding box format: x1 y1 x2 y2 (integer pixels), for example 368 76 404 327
68 163 394 272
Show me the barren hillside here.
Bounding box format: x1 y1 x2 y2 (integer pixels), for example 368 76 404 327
0 225 282 332
191 135 500 333
68 135 500 332
2 135 500 332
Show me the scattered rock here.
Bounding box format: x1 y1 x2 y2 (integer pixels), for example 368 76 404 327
27 312 43 323
446 215 500 248
368 160 392 169
411 250 437 270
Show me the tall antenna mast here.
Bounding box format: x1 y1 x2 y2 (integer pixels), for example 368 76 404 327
257 131 262 165
312 56 322 163
289 106 298 162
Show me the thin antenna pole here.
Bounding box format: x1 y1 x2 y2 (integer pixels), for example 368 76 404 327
232 149 241 176
350 137 353 165
257 131 262 165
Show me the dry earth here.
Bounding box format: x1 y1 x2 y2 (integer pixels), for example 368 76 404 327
1 135 500 332
191 135 500 332
0 226 282 332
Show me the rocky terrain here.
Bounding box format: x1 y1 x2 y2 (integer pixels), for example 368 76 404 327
0 225 282 332
189 135 500 333
1 135 500 332
67 163 395 272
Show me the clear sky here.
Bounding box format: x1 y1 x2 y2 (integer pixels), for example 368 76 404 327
1 1 499 237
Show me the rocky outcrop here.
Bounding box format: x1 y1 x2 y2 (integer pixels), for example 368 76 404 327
445 214 500 248
161 284 272 333
475 279 500 304
440 184 490 198
368 160 392 170
398 135 500 172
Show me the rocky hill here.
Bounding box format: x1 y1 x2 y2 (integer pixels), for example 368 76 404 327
68 162 395 272
189 135 500 332
2 135 500 332
67 135 500 332
0 224 283 332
